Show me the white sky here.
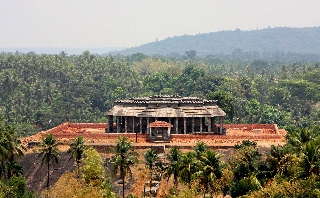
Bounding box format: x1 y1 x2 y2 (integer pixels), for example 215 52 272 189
1 0 320 48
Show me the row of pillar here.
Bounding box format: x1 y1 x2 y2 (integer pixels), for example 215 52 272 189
107 116 224 134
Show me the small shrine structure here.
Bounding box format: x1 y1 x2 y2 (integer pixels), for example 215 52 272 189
147 120 173 141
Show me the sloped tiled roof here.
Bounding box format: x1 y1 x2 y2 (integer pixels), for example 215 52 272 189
106 95 226 117
148 121 173 128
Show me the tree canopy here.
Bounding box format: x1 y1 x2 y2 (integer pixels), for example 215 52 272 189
0 49 320 132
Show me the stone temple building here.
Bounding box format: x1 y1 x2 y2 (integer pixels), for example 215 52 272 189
105 95 226 141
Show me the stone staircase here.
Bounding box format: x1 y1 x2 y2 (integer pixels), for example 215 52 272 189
142 172 162 198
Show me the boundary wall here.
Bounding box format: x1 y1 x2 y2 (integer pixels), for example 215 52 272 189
43 123 108 134
44 123 279 134
170 134 282 140
219 124 279 134
40 123 284 142
222 124 278 130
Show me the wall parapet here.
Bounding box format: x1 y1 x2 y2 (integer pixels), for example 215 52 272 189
39 123 285 144
42 122 70 135
219 124 279 134
170 134 283 140
43 122 108 134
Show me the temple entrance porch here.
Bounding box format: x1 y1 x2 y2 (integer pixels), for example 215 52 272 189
147 121 172 143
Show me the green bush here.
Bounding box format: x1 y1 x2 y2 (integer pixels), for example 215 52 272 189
230 176 262 198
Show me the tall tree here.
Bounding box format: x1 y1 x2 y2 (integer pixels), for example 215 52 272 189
175 63 204 96
67 136 87 174
0 117 15 178
229 140 262 197
286 127 318 152
37 133 61 188
193 141 209 159
108 136 138 198
207 90 234 121
230 140 261 180
261 145 299 179
81 147 104 183
299 138 320 178
164 146 181 187
178 151 197 188
195 149 223 197
8 134 26 163
144 148 159 193
6 161 24 178
0 127 12 178
185 50 197 60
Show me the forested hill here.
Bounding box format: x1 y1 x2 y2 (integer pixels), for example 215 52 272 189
111 27 320 56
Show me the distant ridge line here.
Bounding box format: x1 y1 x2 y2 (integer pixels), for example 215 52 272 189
109 26 320 56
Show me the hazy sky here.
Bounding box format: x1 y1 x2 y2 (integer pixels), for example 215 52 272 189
1 0 320 48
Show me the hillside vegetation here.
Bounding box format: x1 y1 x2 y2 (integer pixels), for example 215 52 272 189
113 27 320 56
2 126 320 197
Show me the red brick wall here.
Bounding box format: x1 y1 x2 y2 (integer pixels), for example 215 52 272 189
222 123 277 129
43 122 70 134
68 123 108 128
41 123 284 143
219 124 279 134
170 134 282 140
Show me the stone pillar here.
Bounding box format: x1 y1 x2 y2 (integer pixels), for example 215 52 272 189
116 116 120 133
132 117 135 133
208 117 211 133
200 118 203 132
175 118 179 134
139 118 142 134
107 115 113 132
183 118 187 134
220 117 224 134
110 115 114 132
192 117 195 133
147 118 150 135
125 117 128 133
212 117 215 133
106 115 109 132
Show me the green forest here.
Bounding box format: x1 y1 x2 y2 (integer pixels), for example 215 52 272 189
0 50 320 135
1 49 320 197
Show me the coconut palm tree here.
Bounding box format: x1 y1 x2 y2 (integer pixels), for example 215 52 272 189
67 136 87 174
287 127 317 152
230 140 261 181
164 146 181 187
0 117 15 178
37 133 61 189
6 161 24 178
299 139 320 178
263 145 299 178
195 149 222 197
108 136 138 198
144 148 159 192
178 151 197 188
193 141 208 159
0 130 11 178
8 134 26 162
